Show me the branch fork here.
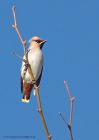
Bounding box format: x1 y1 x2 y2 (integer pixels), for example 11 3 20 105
59 80 75 140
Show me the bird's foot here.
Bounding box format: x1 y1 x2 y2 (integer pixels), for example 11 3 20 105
31 80 36 84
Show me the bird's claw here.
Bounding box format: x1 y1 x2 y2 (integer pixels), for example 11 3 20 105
31 80 36 84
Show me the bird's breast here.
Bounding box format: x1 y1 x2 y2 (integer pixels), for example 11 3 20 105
21 48 43 83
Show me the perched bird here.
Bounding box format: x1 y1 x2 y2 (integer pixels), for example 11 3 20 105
21 36 46 103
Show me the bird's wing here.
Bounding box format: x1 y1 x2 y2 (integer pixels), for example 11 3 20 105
36 66 43 86
21 76 23 93
21 66 43 93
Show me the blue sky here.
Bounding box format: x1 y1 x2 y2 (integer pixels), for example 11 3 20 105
0 0 99 140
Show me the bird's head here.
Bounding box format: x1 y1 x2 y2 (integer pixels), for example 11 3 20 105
29 36 47 49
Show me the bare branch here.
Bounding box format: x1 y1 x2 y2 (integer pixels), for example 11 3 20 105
64 80 75 140
12 6 51 140
12 5 27 57
34 85 51 140
59 112 73 140
59 81 75 140
64 80 75 126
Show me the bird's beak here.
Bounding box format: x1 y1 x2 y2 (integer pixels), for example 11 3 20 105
41 40 47 44
40 40 47 49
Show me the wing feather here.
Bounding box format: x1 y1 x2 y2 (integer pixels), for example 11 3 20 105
21 76 23 93
36 67 43 86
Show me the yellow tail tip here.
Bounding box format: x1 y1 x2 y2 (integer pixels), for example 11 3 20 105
21 99 30 103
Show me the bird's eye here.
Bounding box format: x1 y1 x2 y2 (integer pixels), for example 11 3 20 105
35 40 41 43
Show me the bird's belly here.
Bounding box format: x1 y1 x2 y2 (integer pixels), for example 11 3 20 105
29 53 43 80
21 50 43 83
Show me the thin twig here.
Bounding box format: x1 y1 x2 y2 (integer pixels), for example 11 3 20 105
59 81 75 140
12 5 27 57
59 112 73 140
34 85 51 140
12 51 27 63
59 112 67 126
64 80 75 140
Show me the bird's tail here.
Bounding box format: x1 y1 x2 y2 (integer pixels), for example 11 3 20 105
22 98 30 103
21 81 33 103
21 95 30 103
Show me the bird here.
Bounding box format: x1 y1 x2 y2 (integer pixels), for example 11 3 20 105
21 36 47 103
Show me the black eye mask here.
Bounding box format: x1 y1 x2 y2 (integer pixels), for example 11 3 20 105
35 40 41 43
